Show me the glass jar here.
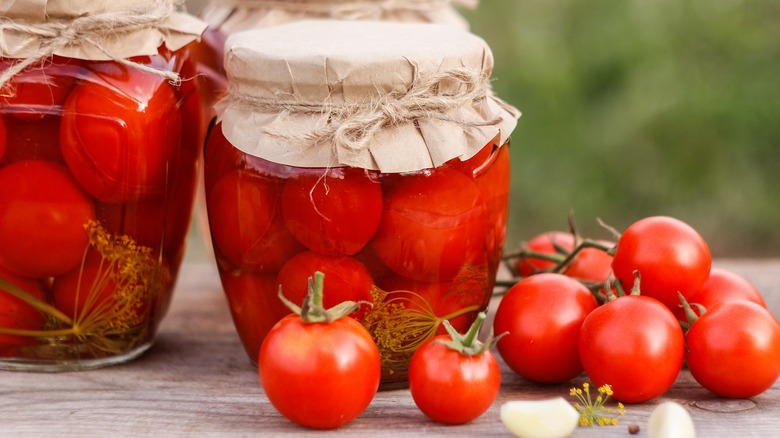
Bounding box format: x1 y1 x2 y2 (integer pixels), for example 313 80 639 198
189 1 481 256
206 20 519 384
0 3 205 371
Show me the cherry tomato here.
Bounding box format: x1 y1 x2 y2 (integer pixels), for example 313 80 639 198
0 266 46 348
259 272 381 430
611 216 711 314
0 56 83 119
494 273 599 383
516 231 575 277
686 300 780 398
563 240 614 284
276 251 373 320
409 315 500 424
52 252 119 321
1 115 64 164
207 168 303 272
579 294 685 403
281 167 382 256
371 167 488 282
60 60 182 203
686 268 767 316
220 271 290 365
0 160 95 278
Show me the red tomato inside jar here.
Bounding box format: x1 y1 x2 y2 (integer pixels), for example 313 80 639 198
0 42 203 370
206 21 519 384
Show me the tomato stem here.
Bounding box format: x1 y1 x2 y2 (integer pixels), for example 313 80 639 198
278 271 366 323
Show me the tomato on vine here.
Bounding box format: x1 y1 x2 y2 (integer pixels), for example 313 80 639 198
611 216 711 317
579 274 685 403
259 271 381 429
494 273 599 383
409 312 502 424
681 296 780 398
515 231 575 277
686 268 767 316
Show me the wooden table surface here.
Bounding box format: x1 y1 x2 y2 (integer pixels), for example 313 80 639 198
1 258 779 437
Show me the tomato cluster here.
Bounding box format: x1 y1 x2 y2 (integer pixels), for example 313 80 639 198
498 215 780 402
0 49 202 363
204 124 510 380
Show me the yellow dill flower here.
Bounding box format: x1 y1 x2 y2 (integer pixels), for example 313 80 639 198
569 381 624 427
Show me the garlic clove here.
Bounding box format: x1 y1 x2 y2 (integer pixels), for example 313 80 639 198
647 401 696 438
500 397 579 438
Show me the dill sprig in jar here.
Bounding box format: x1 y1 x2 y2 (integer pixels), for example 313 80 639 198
0 0 206 371
205 19 519 384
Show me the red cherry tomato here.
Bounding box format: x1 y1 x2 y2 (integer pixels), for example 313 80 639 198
0 160 95 278
259 273 381 429
52 252 119 321
0 56 83 119
579 294 685 403
564 240 614 284
685 300 780 398
1 116 64 164
220 271 291 365
276 251 373 320
409 317 501 424
494 273 599 383
0 266 46 348
281 167 382 256
516 231 575 277
611 216 711 316
371 167 488 282
60 60 182 203
207 168 303 272
686 268 767 316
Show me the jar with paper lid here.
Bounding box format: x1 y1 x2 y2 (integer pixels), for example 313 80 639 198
0 0 206 371
205 19 519 384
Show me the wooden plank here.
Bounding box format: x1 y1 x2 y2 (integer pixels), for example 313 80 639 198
0 259 778 436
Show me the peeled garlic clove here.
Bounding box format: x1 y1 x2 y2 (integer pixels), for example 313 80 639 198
500 397 579 438
647 402 696 438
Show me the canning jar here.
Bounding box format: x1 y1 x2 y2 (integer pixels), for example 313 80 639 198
0 1 206 371
205 20 519 384
189 0 481 250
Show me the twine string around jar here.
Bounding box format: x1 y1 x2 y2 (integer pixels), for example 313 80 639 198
216 0 478 16
224 65 503 154
0 0 183 93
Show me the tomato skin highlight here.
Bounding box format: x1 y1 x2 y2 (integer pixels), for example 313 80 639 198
259 314 381 429
611 216 711 316
409 335 501 424
579 295 685 403
686 300 780 398
0 160 95 278
494 273 599 383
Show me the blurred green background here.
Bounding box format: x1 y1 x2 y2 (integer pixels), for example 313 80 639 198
186 0 780 258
